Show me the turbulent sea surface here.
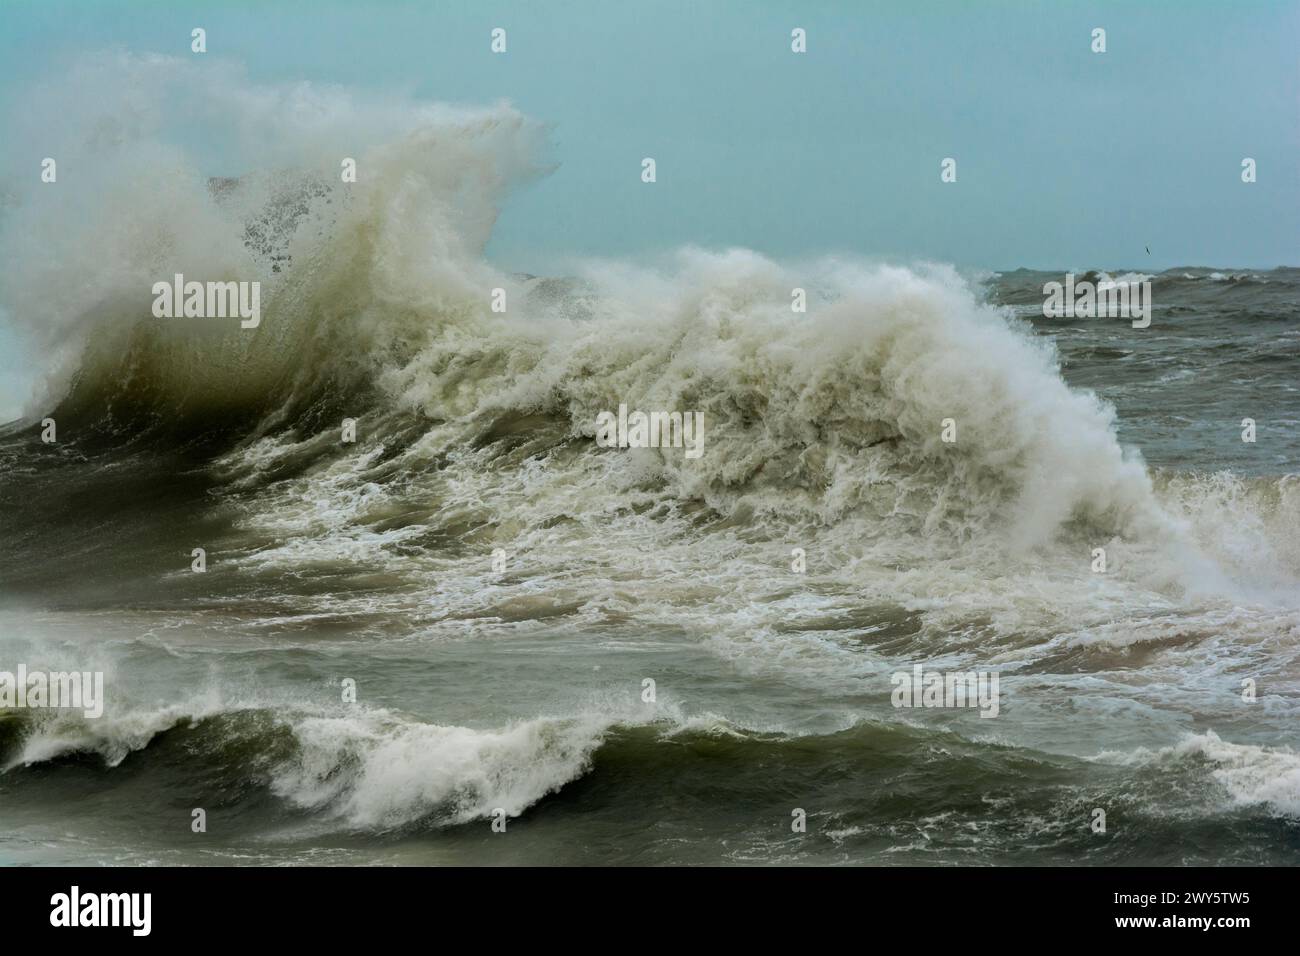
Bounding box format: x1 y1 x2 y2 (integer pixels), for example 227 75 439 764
1 70 1298 867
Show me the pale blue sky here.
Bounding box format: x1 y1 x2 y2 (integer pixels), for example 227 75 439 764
1 0 1298 417
2 0 1297 268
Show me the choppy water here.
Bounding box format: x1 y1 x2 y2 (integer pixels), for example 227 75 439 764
1 62 1298 867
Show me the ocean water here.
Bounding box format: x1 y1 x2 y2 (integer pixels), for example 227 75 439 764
2 79 1299 868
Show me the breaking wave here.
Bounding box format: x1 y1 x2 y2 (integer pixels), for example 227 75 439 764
2 54 1296 652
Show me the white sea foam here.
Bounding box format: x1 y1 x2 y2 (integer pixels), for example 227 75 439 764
269 708 614 828
1096 730 1300 820
3 56 1298 831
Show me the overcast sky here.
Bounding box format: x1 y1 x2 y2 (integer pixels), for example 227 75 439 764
2 0 1298 418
